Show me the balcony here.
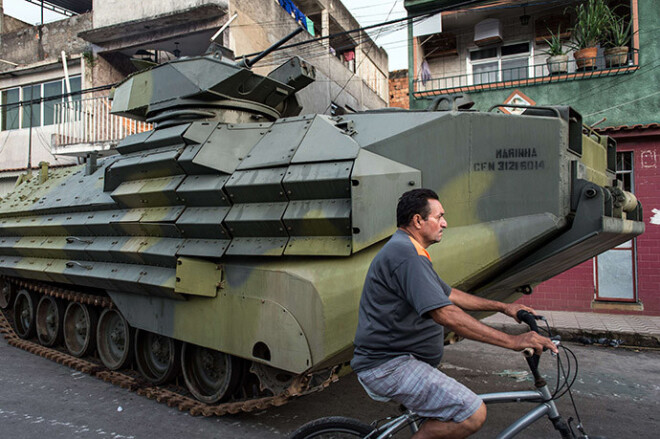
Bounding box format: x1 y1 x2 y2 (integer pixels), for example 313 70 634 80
413 51 639 98
51 96 152 156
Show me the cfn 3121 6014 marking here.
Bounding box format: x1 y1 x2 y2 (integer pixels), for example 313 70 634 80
473 160 545 171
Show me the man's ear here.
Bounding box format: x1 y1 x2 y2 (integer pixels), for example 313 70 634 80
412 213 422 229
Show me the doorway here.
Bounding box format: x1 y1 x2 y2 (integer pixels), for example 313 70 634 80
595 151 637 302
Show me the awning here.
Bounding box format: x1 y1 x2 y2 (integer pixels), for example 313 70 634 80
25 0 92 15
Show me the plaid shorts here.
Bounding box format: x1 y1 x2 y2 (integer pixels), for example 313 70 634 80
356 355 482 423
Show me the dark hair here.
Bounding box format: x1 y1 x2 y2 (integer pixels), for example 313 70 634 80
396 188 439 227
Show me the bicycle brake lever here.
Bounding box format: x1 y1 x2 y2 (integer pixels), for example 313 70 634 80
550 340 560 357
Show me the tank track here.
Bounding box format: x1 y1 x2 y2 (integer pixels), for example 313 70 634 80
0 276 338 416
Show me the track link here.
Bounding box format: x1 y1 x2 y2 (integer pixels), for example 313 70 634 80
0 276 338 417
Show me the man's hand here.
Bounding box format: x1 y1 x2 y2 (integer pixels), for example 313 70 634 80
502 303 537 323
511 331 558 355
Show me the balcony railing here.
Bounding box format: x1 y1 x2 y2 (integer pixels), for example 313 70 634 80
52 96 152 154
413 51 639 97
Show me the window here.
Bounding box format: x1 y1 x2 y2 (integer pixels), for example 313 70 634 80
469 42 531 85
1 76 81 131
616 151 634 192
43 80 63 126
21 84 41 129
1 88 19 131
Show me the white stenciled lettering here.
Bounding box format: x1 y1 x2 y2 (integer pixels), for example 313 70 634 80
650 208 660 225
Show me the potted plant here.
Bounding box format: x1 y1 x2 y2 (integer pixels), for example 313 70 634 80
604 12 633 67
543 27 568 74
568 0 610 69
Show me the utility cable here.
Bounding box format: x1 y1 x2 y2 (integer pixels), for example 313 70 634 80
583 89 660 117
323 0 400 113
239 0 492 59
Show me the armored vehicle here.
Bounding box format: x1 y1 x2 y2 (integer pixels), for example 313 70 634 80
0 34 644 412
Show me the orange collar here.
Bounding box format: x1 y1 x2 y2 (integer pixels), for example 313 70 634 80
407 235 431 261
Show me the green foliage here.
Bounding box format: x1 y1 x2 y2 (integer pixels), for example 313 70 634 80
82 50 96 68
605 9 633 48
568 0 611 49
543 26 567 56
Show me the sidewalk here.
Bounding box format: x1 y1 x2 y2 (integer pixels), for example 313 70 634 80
483 310 660 348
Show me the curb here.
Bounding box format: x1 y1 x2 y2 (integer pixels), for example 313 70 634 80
487 322 660 349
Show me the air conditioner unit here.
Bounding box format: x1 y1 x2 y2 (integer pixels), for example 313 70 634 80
474 18 503 46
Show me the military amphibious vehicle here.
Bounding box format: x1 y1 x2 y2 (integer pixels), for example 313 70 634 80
0 32 644 413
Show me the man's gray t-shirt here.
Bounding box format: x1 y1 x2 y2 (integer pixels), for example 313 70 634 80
351 229 453 373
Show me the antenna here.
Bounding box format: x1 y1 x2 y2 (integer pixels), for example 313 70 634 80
211 13 238 42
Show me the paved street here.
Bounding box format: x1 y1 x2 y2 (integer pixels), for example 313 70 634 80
1 335 658 438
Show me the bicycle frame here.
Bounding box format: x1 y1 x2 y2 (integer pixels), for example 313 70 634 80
364 385 562 439
363 412 418 438
481 385 563 439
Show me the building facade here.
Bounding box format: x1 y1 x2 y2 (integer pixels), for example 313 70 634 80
404 0 659 315
0 0 389 195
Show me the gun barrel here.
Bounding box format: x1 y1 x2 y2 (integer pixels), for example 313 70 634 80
242 26 304 68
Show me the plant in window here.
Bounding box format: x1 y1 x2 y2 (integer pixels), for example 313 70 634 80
543 26 568 74
567 0 610 69
604 9 634 67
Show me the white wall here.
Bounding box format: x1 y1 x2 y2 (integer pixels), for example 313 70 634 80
92 0 229 28
417 13 544 91
0 125 77 172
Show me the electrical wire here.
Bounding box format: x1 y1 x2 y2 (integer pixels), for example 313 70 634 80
556 57 660 106
244 13 429 68
323 0 400 112
0 84 114 110
239 0 491 59
582 89 660 118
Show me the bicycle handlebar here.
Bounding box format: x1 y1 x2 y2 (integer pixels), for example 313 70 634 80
517 310 541 333
517 310 541 357
515 310 551 386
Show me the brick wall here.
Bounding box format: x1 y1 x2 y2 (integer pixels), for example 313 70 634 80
623 136 660 314
389 69 409 109
520 131 660 316
519 260 595 312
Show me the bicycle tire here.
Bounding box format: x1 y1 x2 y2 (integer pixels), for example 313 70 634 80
288 416 375 439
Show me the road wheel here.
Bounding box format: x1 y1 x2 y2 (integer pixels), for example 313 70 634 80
36 295 65 347
0 278 14 310
135 329 181 385
63 302 97 357
181 343 243 404
13 289 38 339
97 309 132 370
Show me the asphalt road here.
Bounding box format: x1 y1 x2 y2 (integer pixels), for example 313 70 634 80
1 334 658 438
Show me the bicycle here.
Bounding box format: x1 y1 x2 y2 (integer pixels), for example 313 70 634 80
289 310 603 439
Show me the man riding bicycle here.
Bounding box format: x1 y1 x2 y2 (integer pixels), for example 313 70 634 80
351 188 557 439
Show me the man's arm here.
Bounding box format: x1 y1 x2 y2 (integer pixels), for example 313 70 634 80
429 304 557 354
449 288 535 322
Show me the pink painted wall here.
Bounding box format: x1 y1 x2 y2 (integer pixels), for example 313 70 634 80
520 131 660 316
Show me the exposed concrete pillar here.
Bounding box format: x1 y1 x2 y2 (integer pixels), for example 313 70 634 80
0 0 4 36
321 9 329 48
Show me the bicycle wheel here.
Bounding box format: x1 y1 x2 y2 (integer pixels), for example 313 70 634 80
289 416 375 439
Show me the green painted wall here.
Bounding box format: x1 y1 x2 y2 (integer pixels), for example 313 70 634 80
409 1 660 127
